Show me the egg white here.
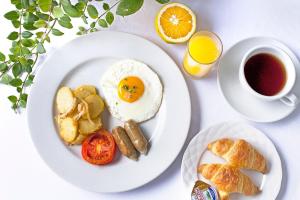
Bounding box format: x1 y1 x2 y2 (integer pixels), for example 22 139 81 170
100 59 163 122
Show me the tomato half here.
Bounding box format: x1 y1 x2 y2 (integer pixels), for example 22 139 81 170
81 129 116 165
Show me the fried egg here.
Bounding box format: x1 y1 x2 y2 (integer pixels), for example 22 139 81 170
100 59 163 122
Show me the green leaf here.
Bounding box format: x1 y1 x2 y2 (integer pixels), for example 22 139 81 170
0 63 8 72
27 59 33 65
10 46 19 55
98 19 108 28
116 0 144 16
18 57 27 66
106 12 114 25
28 74 34 81
20 99 27 108
23 64 32 73
4 10 19 20
16 87 22 93
33 19 47 28
15 3 22 10
37 43 46 54
90 28 97 32
0 74 13 84
21 39 35 47
22 31 33 38
58 20 73 29
8 95 18 103
53 6 64 18
60 14 71 22
11 20 20 28
24 75 34 86
8 54 17 62
21 0 30 9
0 52 5 61
75 2 85 11
37 0 53 12
81 15 88 24
21 47 31 56
45 35 51 43
103 3 109 10
9 78 22 87
61 0 81 18
12 62 22 77
52 28 64 36
90 22 96 28
36 32 44 38
155 0 169 3
87 5 98 19
7 32 19 40
78 26 85 31
11 0 20 5
58 14 73 28
36 12 53 21
24 12 39 23
20 93 28 101
23 22 38 30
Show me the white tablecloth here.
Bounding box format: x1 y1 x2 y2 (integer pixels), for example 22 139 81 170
0 0 299 199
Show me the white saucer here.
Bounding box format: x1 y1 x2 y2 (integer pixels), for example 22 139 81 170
218 37 300 122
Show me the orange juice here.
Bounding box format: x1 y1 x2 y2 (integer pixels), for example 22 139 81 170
183 31 222 78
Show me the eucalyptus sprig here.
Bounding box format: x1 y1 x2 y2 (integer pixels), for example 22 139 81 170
0 0 169 112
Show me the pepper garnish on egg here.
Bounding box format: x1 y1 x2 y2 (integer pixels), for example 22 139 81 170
118 76 145 103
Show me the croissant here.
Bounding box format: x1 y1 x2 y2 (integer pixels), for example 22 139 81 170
198 164 259 197
208 138 267 173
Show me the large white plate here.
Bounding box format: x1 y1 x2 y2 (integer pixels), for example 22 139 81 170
27 31 191 192
181 122 282 200
217 37 300 122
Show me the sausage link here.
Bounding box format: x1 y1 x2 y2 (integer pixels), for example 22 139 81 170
112 126 138 161
124 120 148 155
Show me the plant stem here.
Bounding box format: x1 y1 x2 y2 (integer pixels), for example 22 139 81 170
42 20 57 43
86 0 120 32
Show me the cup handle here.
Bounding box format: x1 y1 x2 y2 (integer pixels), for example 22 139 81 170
280 93 299 107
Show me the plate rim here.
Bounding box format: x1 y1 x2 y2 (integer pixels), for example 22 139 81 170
217 37 298 123
27 31 191 192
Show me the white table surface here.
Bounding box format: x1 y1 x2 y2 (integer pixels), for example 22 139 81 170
1 0 299 199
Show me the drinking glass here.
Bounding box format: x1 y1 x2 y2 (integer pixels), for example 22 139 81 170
183 31 223 79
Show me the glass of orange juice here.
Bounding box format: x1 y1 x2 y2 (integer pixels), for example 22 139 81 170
183 31 223 78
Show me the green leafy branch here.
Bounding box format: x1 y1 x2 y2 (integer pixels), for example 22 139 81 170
0 0 169 112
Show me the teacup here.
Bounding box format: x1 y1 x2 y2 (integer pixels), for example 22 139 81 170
239 45 299 107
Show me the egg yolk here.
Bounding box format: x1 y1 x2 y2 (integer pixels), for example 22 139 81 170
118 76 145 103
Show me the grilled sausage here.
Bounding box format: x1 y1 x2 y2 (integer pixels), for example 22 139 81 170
112 126 138 161
124 120 148 155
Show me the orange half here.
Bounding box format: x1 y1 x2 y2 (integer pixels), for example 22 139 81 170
155 3 196 43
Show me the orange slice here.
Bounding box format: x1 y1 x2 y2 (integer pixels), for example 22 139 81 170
155 3 196 43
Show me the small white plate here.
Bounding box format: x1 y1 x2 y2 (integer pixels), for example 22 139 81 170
218 37 300 122
27 31 191 192
181 122 282 200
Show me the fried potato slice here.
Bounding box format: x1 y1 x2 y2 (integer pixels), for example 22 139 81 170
58 117 78 143
78 117 102 135
56 87 77 115
70 134 88 145
71 102 87 121
73 85 97 99
82 94 104 119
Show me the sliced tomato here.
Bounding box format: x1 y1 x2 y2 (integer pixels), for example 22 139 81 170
81 129 116 165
